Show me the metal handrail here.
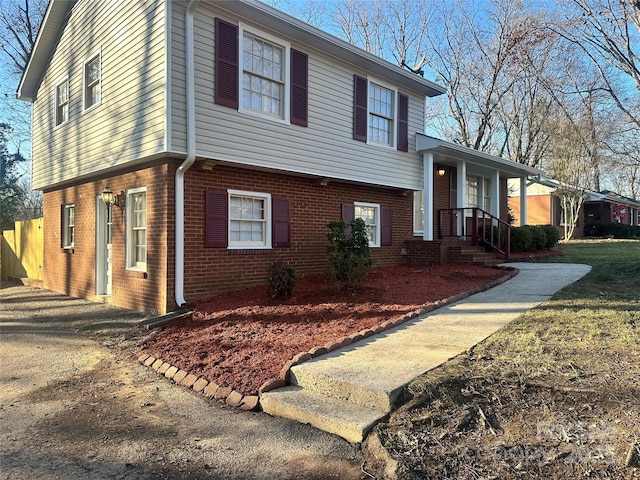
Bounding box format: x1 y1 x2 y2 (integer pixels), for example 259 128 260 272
438 207 511 261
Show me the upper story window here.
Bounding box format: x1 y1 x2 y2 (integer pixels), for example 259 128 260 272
368 83 394 146
62 204 75 248
84 52 101 110
241 30 286 119
214 18 308 126
126 187 146 270
55 78 69 126
353 75 408 151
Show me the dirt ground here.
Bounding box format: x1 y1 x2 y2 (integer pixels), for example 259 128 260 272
0 283 363 480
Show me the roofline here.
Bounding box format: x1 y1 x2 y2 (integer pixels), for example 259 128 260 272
210 0 446 97
416 134 544 177
18 0 446 102
18 0 75 102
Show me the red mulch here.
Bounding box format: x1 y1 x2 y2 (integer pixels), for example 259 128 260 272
141 263 517 395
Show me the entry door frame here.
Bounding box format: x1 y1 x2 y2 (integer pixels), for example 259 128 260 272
95 196 112 295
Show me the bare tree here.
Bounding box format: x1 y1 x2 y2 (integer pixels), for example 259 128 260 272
0 0 47 188
423 0 549 154
552 0 640 128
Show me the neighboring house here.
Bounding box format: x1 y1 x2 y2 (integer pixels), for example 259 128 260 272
19 0 539 314
508 178 640 239
584 191 640 230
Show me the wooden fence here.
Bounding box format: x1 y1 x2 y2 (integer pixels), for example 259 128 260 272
1 217 44 282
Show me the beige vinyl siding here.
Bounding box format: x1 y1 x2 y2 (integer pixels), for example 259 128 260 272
171 3 426 191
31 0 166 190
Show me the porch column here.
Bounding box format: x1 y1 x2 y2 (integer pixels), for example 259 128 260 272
423 152 434 241
457 161 466 234
519 176 527 226
491 169 500 218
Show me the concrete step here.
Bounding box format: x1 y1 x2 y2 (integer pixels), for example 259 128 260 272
260 386 388 443
290 367 401 412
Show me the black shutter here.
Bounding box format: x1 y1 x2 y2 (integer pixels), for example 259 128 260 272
353 75 368 142
397 93 409 152
215 18 238 109
342 203 355 237
205 189 228 247
290 49 308 127
381 207 392 246
273 197 291 247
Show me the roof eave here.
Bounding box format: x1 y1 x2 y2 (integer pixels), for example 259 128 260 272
18 0 75 102
416 133 543 177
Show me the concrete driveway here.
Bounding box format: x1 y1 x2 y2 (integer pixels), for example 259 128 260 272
0 283 362 480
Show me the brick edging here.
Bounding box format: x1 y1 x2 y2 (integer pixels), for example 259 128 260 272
138 266 518 411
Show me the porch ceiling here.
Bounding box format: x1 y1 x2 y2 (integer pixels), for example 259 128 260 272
416 134 543 178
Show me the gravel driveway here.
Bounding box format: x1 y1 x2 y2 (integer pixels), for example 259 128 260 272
0 282 362 480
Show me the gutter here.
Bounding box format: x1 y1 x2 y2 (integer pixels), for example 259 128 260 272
175 0 200 307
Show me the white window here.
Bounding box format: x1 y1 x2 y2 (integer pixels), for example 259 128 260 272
126 187 146 270
355 202 380 247
368 82 395 146
466 176 480 209
239 25 289 121
228 190 271 248
413 191 424 234
84 52 101 110
55 78 69 126
63 204 75 248
483 178 491 211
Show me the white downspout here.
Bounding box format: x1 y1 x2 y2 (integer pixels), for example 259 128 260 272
175 0 200 307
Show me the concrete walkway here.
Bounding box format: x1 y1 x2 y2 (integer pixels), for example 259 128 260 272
261 262 592 443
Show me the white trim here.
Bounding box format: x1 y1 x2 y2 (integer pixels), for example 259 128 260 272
164 0 172 152
82 49 102 112
62 203 75 249
126 186 147 271
227 189 272 249
54 76 69 127
423 153 434 241
355 201 381 247
238 23 291 124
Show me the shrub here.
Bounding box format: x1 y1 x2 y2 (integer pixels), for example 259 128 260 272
540 225 560 249
510 226 533 253
529 225 548 250
590 222 640 239
326 218 373 290
267 261 299 299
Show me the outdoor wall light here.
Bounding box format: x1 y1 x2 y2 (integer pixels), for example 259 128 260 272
101 185 124 209
436 164 446 177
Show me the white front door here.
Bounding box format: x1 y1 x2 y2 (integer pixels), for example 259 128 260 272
96 198 113 295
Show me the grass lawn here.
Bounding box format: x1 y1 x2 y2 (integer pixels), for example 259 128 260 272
366 240 640 480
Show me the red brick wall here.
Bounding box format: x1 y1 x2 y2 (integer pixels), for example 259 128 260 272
42 162 171 314
181 164 415 304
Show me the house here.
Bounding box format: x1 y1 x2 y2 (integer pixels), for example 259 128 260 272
508 177 640 239
584 191 640 230
19 0 540 314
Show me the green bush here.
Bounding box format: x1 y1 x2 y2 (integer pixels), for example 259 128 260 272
528 225 548 250
510 226 533 253
540 225 560 249
267 261 299 299
326 218 373 290
588 222 640 239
